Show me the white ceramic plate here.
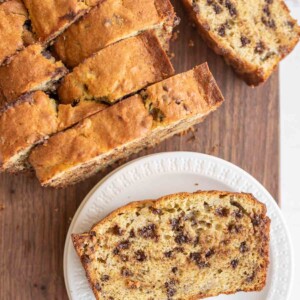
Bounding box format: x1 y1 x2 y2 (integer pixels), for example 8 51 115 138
64 152 293 300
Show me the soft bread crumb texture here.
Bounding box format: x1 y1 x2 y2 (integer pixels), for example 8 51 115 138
0 0 35 65
53 0 176 67
72 191 270 300
57 31 174 104
0 91 58 172
22 0 100 43
29 63 224 187
182 0 300 85
0 44 67 105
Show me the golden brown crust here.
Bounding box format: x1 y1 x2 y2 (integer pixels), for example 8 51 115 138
0 44 68 106
0 0 36 65
72 191 270 300
22 0 100 43
53 0 176 67
57 31 174 104
30 64 224 187
181 0 300 86
0 91 58 172
57 101 108 131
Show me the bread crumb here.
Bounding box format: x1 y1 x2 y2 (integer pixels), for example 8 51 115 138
172 30 180 41
169 52 175 60
0 203 5 211
188 39 195 47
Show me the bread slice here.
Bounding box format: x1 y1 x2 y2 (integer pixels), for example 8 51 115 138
53 0 177 68
29 63 224 187
22 0 100 43
0 91 58 172
57 31 174 104
182 0 300 86
72 191 270 300
0 0 35 65
0 44 67 106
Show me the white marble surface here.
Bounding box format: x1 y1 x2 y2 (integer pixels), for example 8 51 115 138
280 0 300 298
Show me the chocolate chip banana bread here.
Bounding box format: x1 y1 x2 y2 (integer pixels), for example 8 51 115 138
72 191 270 300
22 0 100 43
0 91 58 172
57 31 174 104
182 0 300 85
53 0 177 67
0 0 35 65
29 63 224 187
0 44 67 106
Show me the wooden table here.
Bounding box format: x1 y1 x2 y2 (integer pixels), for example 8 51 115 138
0 1 279 299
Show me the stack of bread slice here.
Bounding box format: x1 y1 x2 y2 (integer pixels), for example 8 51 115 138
0 0 225 183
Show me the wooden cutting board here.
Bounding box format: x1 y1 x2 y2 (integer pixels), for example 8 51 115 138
0 1 279 299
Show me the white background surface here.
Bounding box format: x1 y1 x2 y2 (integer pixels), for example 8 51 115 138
280 1 300 298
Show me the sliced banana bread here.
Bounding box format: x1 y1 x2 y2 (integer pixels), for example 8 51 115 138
182 0 300 85
22 0 100 43
72 191 270 300
0 0 35 65
53 0 177 67
57 31 174 104
29 63 224 187
0 91 58 172
0 44 67 106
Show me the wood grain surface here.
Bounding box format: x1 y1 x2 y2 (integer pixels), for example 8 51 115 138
0 1 279 299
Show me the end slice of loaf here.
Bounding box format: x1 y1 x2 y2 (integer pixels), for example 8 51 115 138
182 0 300 85
0 0 35 65
22 0 100 43
0 91 58 172
53 0 177 67
72 191 270 300
29 63 224 187
57 31 174 104
0 44 68 106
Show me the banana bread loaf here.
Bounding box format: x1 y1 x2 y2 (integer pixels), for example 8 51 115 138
0 91 58 172
57 31 174 104
0 0 35 65
72 191 270 300
53 0 177 67
22 0 100 43
182 0 300 85
0 44 67 106
29 63 224 187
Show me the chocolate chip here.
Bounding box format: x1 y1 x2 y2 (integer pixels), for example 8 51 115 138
225 0 237 17
189 252 202 262
101 275 110 282
41 50 52 59
164 251 173 258
241 36 250 47
163 85 169 92
218 24 226 37
255 41 266 54
246 271 256 282
121 267 133 277
111 225 123 236
135 250 147 262
212 3 222 14
193 3 200 13
228 223 242 233
233 209 244 218
174 247 184 253
23 19 32 31
150 108 165 122
117 240 130 250
240 242 249 253
129 229 135 238
81 254 91 264
263 5 271 16
215 207 230 217
138 224 158 240
287 21 295 28
175 233 190 245
94 282 102 291
120 255 129 262
71 99 80 107
252 214 262 226
262 17 276 29
149 206 162 215
207 0 213 4
170 218 181 231
165 279 177 298
194 236 200 247
231 259 239 269
113 248 119 255
265 0 273 4
171 267 178 274
205 249 215 258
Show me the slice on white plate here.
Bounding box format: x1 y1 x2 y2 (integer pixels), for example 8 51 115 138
64 152 292 300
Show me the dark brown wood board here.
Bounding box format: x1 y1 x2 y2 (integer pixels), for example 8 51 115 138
0 1 279 299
